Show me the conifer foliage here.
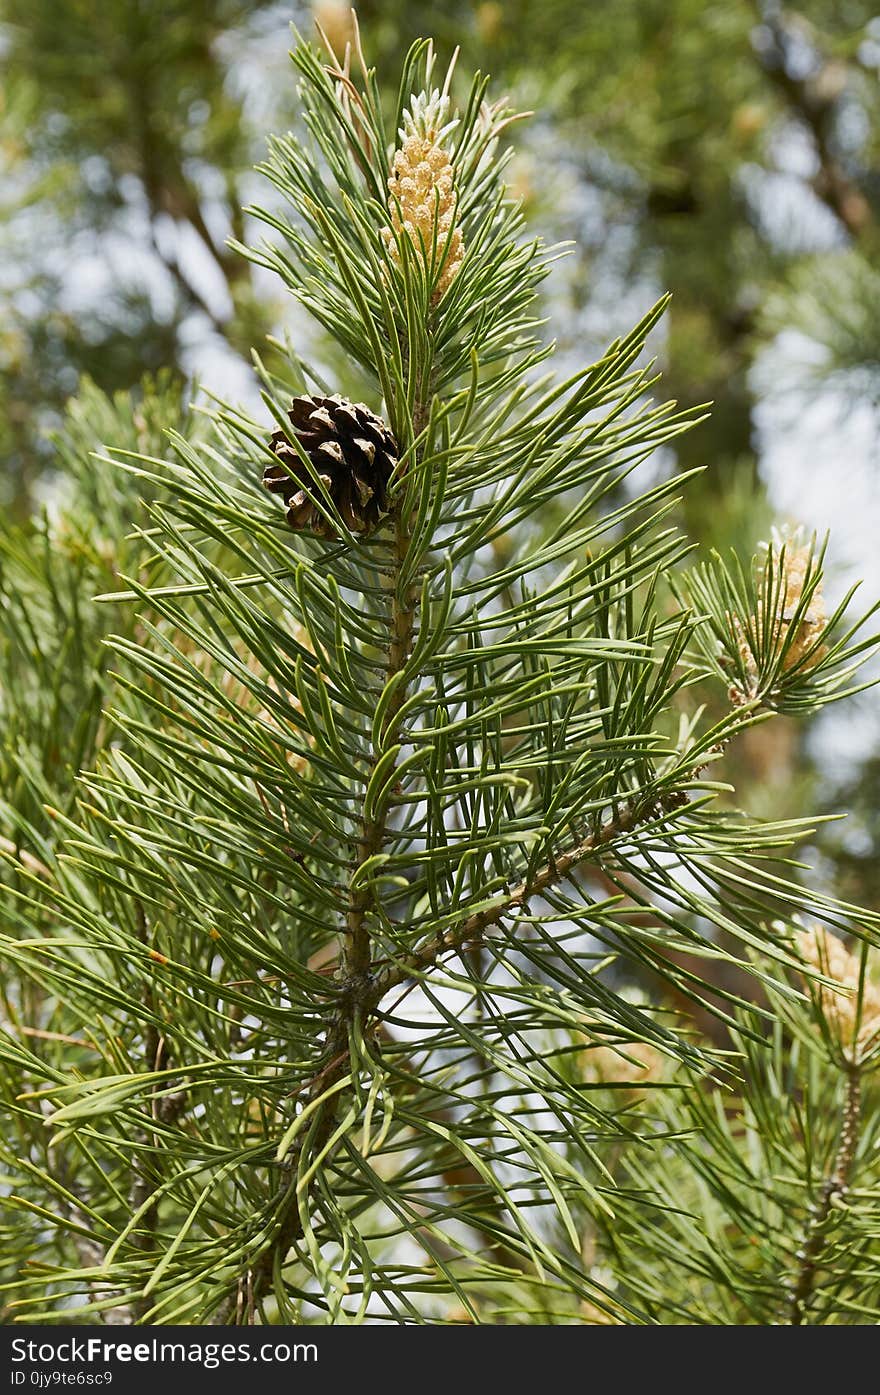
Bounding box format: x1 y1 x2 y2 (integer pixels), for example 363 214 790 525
1 24 879 1325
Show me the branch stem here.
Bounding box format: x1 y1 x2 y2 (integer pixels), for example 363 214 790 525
787 1062 861 1325
215 403 422 1323
372 798 651 999
346 514 416 978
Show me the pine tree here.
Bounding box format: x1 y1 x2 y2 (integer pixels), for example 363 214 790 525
0 0 286 513
1 25 879 1326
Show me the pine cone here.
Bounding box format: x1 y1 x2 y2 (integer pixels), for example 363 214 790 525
264 394 399 538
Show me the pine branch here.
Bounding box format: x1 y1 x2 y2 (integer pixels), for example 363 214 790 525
750 3 871 238
129 57 239 344
212 787 675 1323
151 237 232 340
374 793 678 998
786 1062 862 1325
346 519 419 979
208 347 677 1321
215 389 429 1322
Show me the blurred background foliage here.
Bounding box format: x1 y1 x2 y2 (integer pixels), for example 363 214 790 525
2 0 879 911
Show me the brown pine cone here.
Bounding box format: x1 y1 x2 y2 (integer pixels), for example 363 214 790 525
264 394 399 539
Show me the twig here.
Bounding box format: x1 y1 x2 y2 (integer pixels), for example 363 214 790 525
372 796 658 999
787 1062 861 1324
